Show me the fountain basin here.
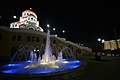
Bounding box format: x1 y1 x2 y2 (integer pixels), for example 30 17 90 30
0 59 82 74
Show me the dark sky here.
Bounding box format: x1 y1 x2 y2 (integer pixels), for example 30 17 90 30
0 0 120 45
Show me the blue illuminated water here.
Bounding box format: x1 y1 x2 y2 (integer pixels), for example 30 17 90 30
0 60 82 74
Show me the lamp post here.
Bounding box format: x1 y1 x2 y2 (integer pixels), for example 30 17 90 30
62 30 65 37
97 38 104 52
47 24 50 28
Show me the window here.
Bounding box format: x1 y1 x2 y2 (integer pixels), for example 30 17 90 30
0 34 2 40
26 36 31 41
17 35 21 41
31 18 33 20
36 37 39 42
12 35 16 41
32 36 35 42
15 24 17 27
28 18 30 20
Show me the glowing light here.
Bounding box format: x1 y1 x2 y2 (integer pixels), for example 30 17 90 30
34 49 36 52
53 28 55 31
62 30 65 33
98 38 101 41
47 24 50 28
24 66 29 68
13 16 17 19
27 60 32 62
8 64 20 66
40 62 48 65
55 34 57 37
37 50 39 51
30 7 32 10
52 66 59 68
63 61 69 63
0 60 81 74
2 70 15 73
102 39 105 43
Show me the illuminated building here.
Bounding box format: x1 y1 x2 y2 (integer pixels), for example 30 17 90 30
10 10 43 32
0 10 91 62
104 39 120 50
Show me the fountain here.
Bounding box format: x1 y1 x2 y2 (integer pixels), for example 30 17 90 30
0 30 83 75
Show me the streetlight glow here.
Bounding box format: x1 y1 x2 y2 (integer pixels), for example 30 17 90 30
55 34 57 37
102 39 105 43
30 7 32 10
98 38 101 42
47 24 50 28
13 15 17 19
53 28 55 31
62 30 65 33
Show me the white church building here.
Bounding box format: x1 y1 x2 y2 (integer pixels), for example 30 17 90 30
10 10 44 32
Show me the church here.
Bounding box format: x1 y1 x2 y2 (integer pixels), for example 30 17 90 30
0 10 91 62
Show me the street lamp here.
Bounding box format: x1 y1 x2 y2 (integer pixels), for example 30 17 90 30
53 28 55 31
98 38 101 42
102 39 105 43
62 30 65 37
55 34 57 37
62 30 65 33
13 15 17 19
47 24 50 28
30 7 32 10
98 38 105 43
97 38 105 52
46 24 50 31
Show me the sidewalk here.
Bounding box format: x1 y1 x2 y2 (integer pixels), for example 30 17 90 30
72 56 120 80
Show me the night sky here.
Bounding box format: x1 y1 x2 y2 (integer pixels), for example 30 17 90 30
0 0 120 45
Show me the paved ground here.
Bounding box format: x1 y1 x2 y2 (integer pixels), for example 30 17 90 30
71 56 120 80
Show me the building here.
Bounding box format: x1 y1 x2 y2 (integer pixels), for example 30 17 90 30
10 10 43 32
0 10 91 62
104 39 120 50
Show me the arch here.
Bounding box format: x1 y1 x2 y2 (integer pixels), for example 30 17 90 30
27 26 35 30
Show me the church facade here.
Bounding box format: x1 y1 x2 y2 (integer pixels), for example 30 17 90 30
0 10 91 62
10 10 43 32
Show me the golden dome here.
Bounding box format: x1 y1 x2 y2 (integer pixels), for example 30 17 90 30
23 10 37 17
